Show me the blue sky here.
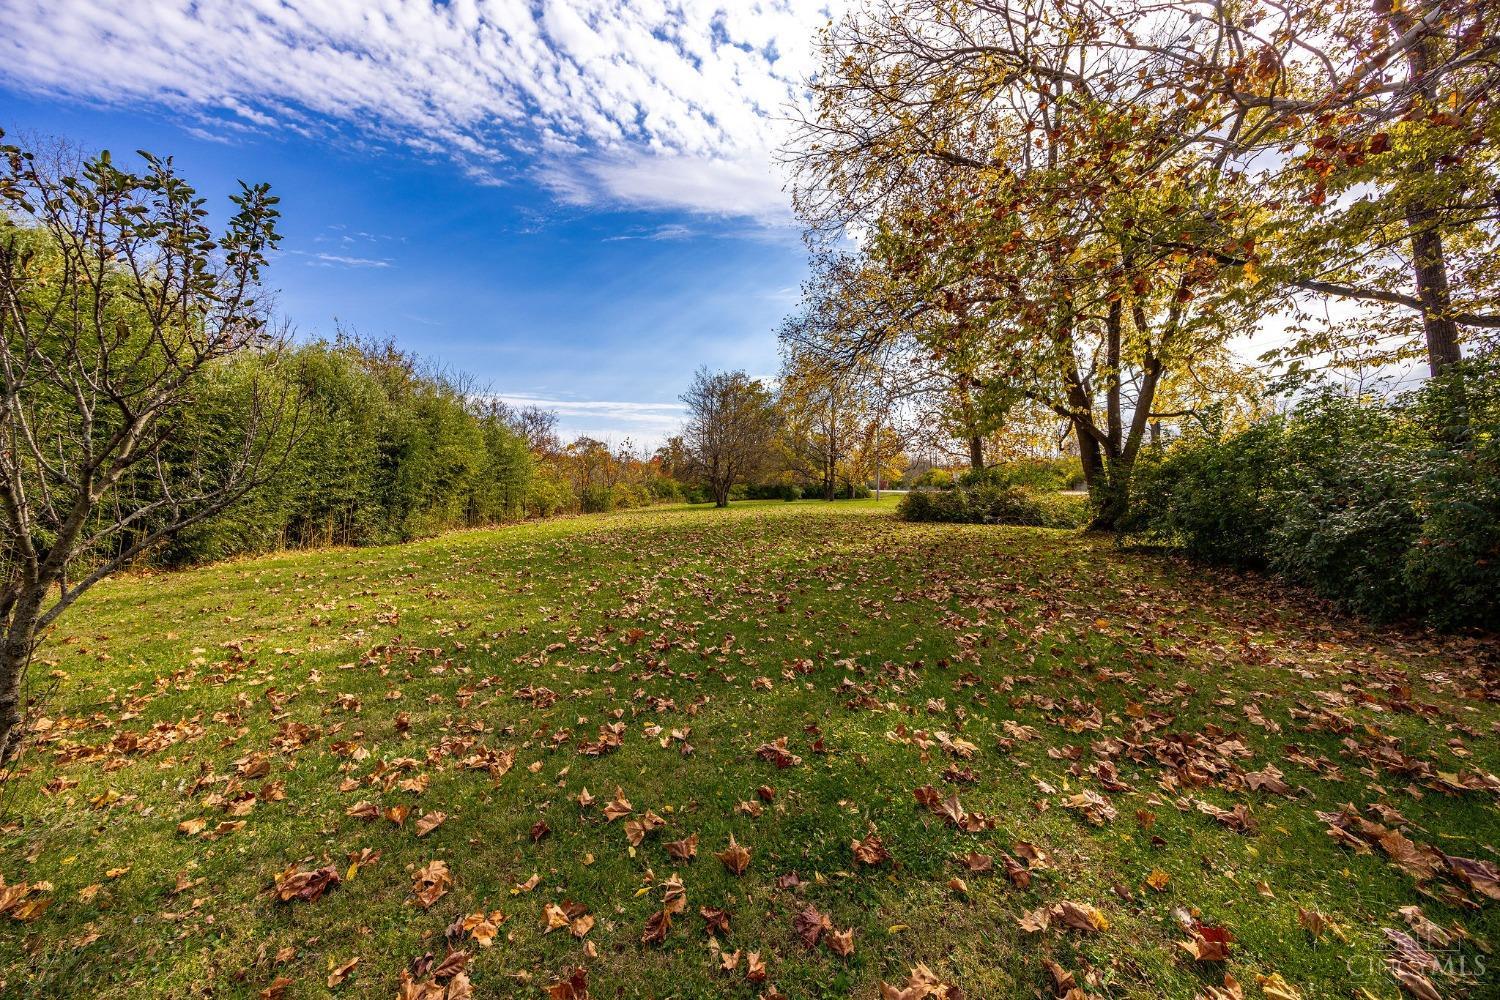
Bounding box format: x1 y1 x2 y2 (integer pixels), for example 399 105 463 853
0 2 838 446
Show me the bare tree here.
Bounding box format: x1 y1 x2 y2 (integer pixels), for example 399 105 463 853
0 134 292 765
506 403 560 456
679 368 776 507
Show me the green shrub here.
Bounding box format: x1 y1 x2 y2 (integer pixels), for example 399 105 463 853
1402 368 1500 627
899 485 1085 528
525 470 573 519
646 476 682 502
1126 359 1500 629
744 482 802 501
1125 421 1287 569
608 483 650 510
958 457 1084 492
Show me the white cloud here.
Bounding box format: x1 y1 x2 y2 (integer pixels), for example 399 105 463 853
287 250 394 268
495 392 686 448
602 222 697 242
0 0 841 223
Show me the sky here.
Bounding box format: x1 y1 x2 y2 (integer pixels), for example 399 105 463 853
0 1 846 447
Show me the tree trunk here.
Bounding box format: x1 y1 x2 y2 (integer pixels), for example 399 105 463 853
1393 2 1463 377
1087 465 1131 533
0 595 42 767
1073 417 1104 491
1409 220 1463 376
967 435 984 472
1105 296 1123 452
1090 350 1166 533
0 648 26 767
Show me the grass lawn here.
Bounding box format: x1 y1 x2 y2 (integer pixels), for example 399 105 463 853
2 498 1496 999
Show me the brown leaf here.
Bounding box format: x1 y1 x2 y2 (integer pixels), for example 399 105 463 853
961 852 993 873
624 810 665 847
547 967 589 1000
756 737 801 768
717 834 751 875
666 832 699 861
1388 964 1441 1000
1179 924 1233 961
411 860 452 909
430 949 470 981
851 833 891 866
326 957 359 988
271 864 342 904
603 788 633 821
793 904 831 948
1054 900 1109 933
642 908 672 945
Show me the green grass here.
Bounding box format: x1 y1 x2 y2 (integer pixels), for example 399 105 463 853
2 498 1496 998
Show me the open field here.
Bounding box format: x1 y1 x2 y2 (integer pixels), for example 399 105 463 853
2 499 1496 998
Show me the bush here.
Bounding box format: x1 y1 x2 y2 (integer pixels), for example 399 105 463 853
1126 358 1500 629
835 482 872 499
899 485 1086 528
958 457 1085 492
524 470 573 519
912 468 953 488
1402 369 1500 626
1124 420 1288 569
578 484 613 513
744 482 803 501
608 483 649 510
646 476 682 502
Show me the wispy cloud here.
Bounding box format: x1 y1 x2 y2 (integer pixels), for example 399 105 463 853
603 223 698 242
0 0 842 223
288 250 394 269
495 392 685 447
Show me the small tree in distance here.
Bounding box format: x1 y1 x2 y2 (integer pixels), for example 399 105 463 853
679 367 776 507
0 134 292 765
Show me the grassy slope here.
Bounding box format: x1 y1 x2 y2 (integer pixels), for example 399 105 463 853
1 499 1496 998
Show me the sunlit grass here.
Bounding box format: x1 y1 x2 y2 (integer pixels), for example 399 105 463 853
2 498 1495 998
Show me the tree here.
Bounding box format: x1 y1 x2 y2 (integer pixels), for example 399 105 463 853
777 348 867 501
1125 0 1499 375
503 402 560 456
790 0 1271 527
679 368 777 507
0 136 288 764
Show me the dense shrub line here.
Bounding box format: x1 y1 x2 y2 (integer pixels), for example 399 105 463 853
899 484 1087 528
152 337 669 566
1123 357 1500 629
908 457 1086 492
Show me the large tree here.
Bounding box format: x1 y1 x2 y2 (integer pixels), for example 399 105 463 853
679 368 777 507
1121 0 1500 374
791 0 1271 526
0 136 289 764
785 0 1500 523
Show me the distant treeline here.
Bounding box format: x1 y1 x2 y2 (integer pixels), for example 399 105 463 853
148 335 676 567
